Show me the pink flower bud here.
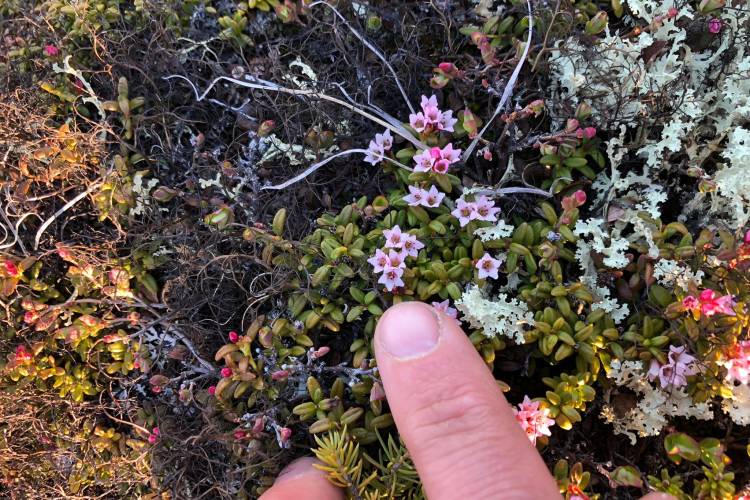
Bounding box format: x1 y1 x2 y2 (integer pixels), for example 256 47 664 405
3 261 19 277
24 311 38 324
271 370 290 381
574 190 587 206
483 149 493 161
148 434 158 444
252 417 265 434
279 427 292 444
370 381 386 402
258 120 276 137
583 127 597 139
228 331 239 343
745 229 750 244
708 18 722 34
565 118 580 133
220 367 233 378
234 430 246 440
44 45 60 57
207 385 216 395
438 62 457 74
312 346 330 358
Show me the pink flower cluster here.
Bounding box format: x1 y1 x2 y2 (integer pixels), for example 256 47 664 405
403 185 445 208
413 144 461 174
648 345 698 389
724 341 750 385
475 252 502 280
450 195 500 227
513 396 555 444
409 95 457 133
682 289 736 318
367 225 424 291
364 129 393 165
148 427 160 444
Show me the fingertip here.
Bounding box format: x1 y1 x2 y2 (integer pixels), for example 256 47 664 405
259 457 343 500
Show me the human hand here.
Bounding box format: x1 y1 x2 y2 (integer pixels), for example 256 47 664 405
261 302 675 500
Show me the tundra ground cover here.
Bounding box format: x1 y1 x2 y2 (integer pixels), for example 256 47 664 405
1 0 749 498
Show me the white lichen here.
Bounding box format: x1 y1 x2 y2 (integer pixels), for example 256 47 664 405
455 284 534 344
722 383 750 426
474 220 514 241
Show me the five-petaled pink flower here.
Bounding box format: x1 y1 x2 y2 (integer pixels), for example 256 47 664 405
473 195 501 222
412 144 462 174
367 248 389 273
400 233 425 258
476 252 502 280
403 185 426 206
422 185 445 208
432 299 458 319
44 44 60 57
383 225 404 248
451 197 477 227
723 341 750 385
648 345 698 389
364 129 393 165
683 289 736 318
708 18 722 34
513 396 555 444
378 265 405 291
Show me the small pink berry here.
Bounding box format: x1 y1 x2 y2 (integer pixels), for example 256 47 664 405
220 367 233 378
207 385 216 395
44 44 60 57
708 18 722 34
228 331 239 343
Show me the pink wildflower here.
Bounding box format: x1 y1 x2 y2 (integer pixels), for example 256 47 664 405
582 127 597 139
476 252 502 280
409 95 458 133
413 149 434 172
400 233 425 258
473 195 500 222
403 185 426 206
451 197 477 227
383 225 404 249
409 111 427 132
386 250 404 268
378 265 405 291
437 109 457 132
682 295 700 311
44 44 60 57
228 331 239 343
367 248 389 273
364 141 385 165
513 396 555 444
220 367 233 378
697 289 736 317
432 299 458 319
422 185 445 208
648 345 698 389
724 341 750 385
208 385 216 396
708 18 722 34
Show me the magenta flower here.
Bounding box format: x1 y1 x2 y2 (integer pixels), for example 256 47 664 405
378 265 405 291
432 299 458 319
473 195 501 222
685 289 737 317
513 396 555 444
44 44 60 57
648 345 698 389
682 295 700 311
476 252 502 280
724 341 750 385
367 248 389 272
228 331 239 343
400 233 425 258
422 185 445 208
452 197 477 227
708 18 722 34
383 225 405 249
412 144 461 174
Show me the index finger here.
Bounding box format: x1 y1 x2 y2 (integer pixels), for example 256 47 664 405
374 301 561 499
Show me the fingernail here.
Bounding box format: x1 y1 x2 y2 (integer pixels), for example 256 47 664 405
274 457 318 484
377 302 441 359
